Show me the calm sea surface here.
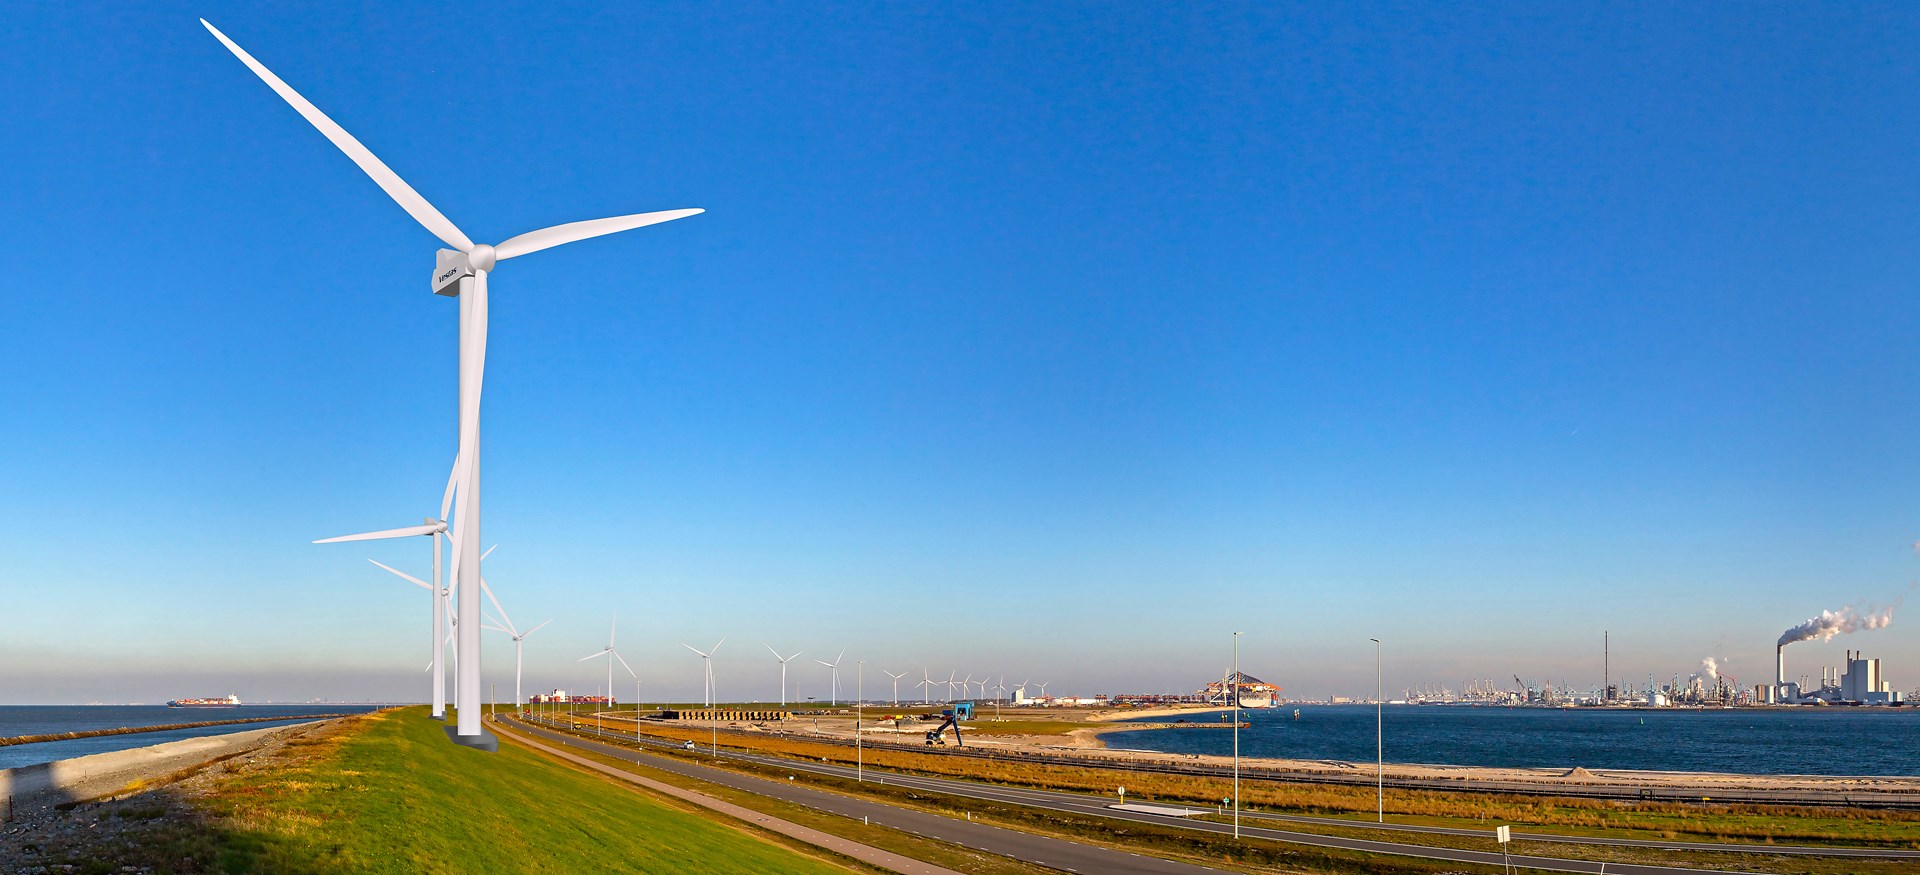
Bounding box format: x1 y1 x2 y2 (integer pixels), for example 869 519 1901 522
0 705 384 770
1112 704 1920 776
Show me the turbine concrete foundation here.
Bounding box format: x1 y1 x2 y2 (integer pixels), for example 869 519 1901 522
445 725 498 752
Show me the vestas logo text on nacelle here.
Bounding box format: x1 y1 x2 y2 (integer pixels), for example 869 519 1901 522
432 249 473 296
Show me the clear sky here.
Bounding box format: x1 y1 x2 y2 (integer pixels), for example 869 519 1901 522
2 2 1917 704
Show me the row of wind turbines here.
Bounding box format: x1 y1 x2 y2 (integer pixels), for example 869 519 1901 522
200 18 702 750
306 542 1054 715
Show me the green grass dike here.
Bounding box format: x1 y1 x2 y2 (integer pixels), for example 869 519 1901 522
51 707 861 874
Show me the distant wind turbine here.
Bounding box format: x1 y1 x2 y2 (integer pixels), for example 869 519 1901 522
765 644 803 708
883 670 907 707
577 615 636 717
683 639 725 707
815 649 846 706
478 587 551 712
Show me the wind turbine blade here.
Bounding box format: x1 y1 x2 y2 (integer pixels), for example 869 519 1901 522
479 574 515 635
711 638 726 654
200 21 473 251
367 560 431 590
523 619 553 638
494 209 704 261
315 523 441 543
814 659 833 668
613 650 638 679
482 624 511 634
578 650 608 662
440 450 465 523
482 544 498 561
681 643 707 657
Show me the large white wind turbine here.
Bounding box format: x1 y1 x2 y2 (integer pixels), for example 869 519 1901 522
765 644 803 708
683 639 725 707
883 670 906 707
318 520 446 717
205 20 702 750
918 667 936 704
814 649 846 706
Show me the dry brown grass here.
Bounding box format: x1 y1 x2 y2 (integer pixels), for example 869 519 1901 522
614 715 1920 848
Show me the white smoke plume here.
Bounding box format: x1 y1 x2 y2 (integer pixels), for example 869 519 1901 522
1777 603 1897 647
1698 656 1719 680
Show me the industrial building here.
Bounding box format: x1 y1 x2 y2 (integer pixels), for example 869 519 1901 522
1760 647 1902 705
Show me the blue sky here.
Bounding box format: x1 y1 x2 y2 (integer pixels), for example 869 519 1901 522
2 2 1918 704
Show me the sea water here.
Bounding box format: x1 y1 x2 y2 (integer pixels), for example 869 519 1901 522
0 705 384 770
1113 704 1920 776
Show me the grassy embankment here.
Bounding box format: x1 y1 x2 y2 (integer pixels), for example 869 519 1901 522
72 708 864 874
512 716 1491 875
586 710 1920 850
534 713 1920 875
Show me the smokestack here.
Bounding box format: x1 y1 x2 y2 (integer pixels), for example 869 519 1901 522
1776 644 1784 687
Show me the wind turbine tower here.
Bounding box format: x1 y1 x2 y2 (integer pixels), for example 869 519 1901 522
204 20 702 750
765 644 803 708
683 639 725 707
815 649 846 706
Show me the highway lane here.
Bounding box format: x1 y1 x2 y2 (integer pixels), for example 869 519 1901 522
513 717 1762 874
508 718 1220 875
1231 808 1920 859
562 713 1920 861
712 719 1920 810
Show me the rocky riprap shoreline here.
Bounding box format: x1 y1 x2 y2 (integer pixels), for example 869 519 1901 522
1 720 338 874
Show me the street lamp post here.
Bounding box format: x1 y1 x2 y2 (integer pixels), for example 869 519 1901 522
1370 637 1382 823
857 660 864 783
1232 630 1241 839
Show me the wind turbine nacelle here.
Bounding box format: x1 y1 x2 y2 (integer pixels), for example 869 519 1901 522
433 249 474 296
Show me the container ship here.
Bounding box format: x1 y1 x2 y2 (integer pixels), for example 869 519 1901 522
167 694 241 708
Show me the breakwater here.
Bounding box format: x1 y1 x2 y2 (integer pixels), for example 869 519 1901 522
1 714 355 747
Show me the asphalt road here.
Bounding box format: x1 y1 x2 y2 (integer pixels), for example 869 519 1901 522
694 717 1920 810
512 717 1770 874
1233 807 1920 859
510 718 1220 874
561 713 1920 861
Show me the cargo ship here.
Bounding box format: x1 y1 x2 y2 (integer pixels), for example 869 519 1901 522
167 694 241 708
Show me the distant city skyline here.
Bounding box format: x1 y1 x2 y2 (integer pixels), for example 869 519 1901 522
4 3 1918 704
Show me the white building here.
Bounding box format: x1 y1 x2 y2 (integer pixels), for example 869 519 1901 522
1840 651 1900 704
